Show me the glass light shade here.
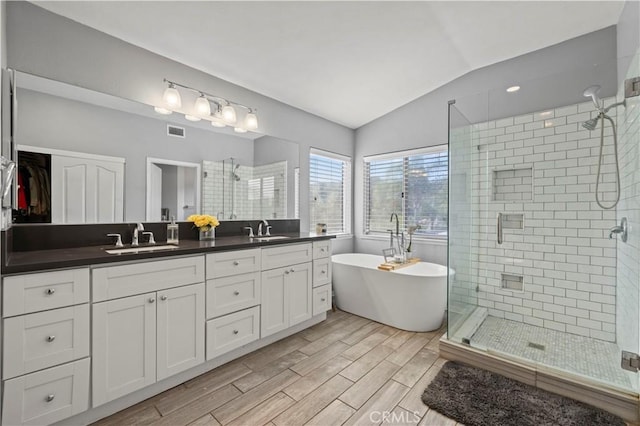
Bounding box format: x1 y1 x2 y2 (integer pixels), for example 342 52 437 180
221 105 237 124
185 114 201 122
244 112 258 131
162 85 182 108
234 127 247 133
211 119 226 128
154 106 173 115
194 95 211 116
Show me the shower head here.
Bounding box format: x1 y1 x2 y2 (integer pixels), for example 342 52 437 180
583 85 603 111
582 116 600 131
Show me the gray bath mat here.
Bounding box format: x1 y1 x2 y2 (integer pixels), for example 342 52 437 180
421 361 625 426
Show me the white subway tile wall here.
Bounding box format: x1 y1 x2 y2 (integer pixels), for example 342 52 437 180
451 97 622 342
202 160 287 220
616 51 640 355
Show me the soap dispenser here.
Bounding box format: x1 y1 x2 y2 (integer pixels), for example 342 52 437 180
167 216 179 245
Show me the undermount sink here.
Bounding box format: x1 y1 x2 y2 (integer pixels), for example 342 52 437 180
253 236 291 242
105 245 180 255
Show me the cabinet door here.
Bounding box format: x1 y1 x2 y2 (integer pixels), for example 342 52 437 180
261 267 289 338
157 283 205 381
92 293 156 407
51 155 124 224
287 262 313 327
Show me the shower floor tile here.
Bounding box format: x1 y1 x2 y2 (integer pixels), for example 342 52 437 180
471 316 634 390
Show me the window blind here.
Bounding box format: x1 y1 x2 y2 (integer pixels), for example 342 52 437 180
364 145 448 238
309 149 352 235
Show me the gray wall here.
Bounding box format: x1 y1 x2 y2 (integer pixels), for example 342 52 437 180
354 26 619 262
5 1 355 251
17 89 254 221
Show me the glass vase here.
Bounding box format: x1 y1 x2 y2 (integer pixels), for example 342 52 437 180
199 227 215 241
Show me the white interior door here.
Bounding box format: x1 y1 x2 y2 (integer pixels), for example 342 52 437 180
148 164 162 221
51 156 88 224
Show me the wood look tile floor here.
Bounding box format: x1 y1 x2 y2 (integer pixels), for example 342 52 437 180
94 311 462 426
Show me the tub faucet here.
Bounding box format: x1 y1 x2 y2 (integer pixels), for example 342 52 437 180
390 213 406 262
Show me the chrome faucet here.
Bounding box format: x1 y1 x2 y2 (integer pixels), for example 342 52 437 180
390 213 406 262
257 219 272 236
132 223 145 246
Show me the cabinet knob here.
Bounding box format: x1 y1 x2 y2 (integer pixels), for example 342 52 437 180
47 335 55 342
233 261 240 266
149 298 155 303
321 270 326 274
46 394 55 403
233 291 240 296
321 298 326 302
161 295 168 301
46 288 56 295
233 330 239 335
290 268 295 273
321 248 325 252
284 270 290 275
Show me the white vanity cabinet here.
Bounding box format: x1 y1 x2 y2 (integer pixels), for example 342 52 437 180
260 244 313 338
1 268 91 426
92 256 205 407
312 240 332 315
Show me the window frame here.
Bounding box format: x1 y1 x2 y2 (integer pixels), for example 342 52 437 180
363 144 448 240
309 148 352 236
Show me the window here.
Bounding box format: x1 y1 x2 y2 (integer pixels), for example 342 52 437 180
309 148 352 235
364 145 448 238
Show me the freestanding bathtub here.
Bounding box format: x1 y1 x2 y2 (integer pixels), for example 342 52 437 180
331 253 449 332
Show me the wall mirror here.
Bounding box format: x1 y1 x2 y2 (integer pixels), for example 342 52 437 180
10 70 300 224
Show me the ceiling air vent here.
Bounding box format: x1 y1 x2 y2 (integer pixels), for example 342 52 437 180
167 124 185 138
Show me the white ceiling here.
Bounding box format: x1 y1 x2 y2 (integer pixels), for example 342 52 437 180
33 1 624 129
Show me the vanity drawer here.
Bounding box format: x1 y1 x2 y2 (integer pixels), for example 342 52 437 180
206 249 261 279
312 240 331 259
313 284 332 316
92 255 205 302
3 268 90 318
313 258 332 287
4 305 90 380
206 272 260 319
262 243 312 271
206 306 260 360
2 357 90 426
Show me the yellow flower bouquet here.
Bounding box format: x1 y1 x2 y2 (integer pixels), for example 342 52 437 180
187 214 220 231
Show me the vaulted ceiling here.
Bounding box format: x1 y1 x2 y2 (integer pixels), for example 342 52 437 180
33 1 625 128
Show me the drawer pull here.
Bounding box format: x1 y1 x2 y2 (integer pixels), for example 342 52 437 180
161 295 168 301
233 261 240 266
46 394 55 403
233 330 239 335
47 335 56 342
321 270 326 274
284 270 290 275
149 297 156 304
290 268 295 273
46 288 56 295
320 248 325 252
233 291 240 296
321 298 326 302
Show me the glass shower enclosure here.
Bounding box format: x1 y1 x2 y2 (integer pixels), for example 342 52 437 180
447 55 640 394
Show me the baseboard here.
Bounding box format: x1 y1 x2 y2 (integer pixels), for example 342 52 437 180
440 337 640 424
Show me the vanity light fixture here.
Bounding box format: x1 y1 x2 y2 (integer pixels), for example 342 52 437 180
162 83 182 108
156 79 259 132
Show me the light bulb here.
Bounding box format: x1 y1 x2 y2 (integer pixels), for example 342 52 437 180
211 119 226 128
194 95 211 116
244 112 258 131
234 127 247 133
154 106 172 115
221 104 237 124
185 114 201 122
162 84 182 108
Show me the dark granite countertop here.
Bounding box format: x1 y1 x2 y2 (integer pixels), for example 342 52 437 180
3 233 334 275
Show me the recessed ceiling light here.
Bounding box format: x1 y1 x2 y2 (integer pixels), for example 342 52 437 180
506 85 521 93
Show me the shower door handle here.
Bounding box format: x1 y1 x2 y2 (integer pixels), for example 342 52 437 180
497 213 503 245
